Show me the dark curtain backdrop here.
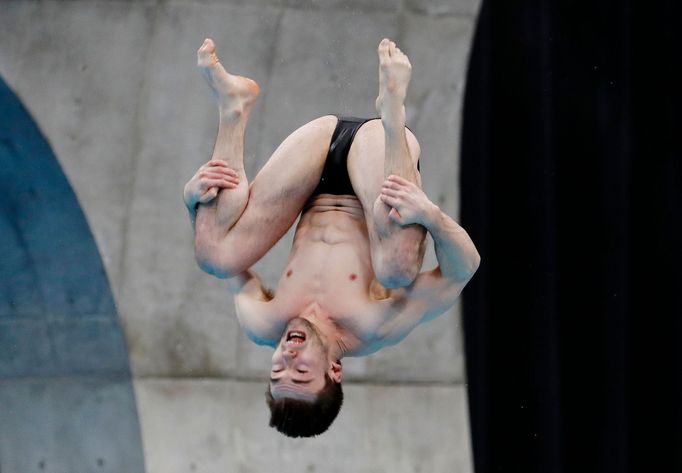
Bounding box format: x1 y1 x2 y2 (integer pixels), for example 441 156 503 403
461 1 681 472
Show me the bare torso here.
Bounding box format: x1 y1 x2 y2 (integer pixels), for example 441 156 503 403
266 194 397 355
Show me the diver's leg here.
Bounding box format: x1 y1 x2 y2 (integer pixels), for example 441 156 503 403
348 39 426 288
192 38 258 231
192 39 335 277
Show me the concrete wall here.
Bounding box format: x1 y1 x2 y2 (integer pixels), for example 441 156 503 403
0 78 145 472
0 0 480 471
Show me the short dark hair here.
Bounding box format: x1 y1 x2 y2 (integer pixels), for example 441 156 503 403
265 374 343 438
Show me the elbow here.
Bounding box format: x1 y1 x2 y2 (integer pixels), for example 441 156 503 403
470 250 481 274
461 249 481 282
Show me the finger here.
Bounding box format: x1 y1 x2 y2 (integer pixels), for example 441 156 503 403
380 194 400 208
388 208 404 225
382 180 402 191
201 178 237 189
205 161 236 171
200 161 223 172
380 187 402 198
201 171 239 182
382 182 406 195
203 163 238 176
201 176 238 186
202 162 239 178
387 174 411 186
382 182 408 194
199 187 219 203
199 170 239 181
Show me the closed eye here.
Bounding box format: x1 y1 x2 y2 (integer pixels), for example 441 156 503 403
269 377 311 385
292 379 312 385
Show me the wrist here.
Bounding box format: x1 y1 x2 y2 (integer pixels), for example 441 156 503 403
420 201 441 228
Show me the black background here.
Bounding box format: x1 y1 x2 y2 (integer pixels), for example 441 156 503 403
461 0 681 471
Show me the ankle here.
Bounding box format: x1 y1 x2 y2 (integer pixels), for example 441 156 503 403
381 105 406 132
219 104 248 123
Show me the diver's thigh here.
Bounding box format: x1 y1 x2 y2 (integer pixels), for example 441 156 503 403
248 115 337 218
347 120 421 211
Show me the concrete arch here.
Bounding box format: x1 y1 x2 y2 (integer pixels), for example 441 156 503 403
0 77 145 472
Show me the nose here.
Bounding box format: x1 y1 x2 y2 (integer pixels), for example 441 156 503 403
282 349 297 362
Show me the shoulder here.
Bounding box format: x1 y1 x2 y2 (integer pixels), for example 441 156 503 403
233 295 283 348
227 272 286 347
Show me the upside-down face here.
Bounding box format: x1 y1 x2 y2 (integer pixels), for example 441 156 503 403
269 318 330 401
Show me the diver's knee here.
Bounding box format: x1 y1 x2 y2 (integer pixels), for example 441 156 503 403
194 237 247 279
375 258 420 289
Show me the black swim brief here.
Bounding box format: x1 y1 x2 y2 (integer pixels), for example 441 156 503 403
310 116 378 197
310 116 419 197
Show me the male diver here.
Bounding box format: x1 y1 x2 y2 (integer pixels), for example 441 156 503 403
183 38 480 437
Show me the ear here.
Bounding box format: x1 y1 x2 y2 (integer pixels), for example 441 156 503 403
328 360 343 383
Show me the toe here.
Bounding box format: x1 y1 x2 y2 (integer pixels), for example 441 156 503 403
378 38 390 61
389 41 396 56
201 38 215 54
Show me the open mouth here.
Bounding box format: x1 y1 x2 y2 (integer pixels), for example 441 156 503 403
286 330 306 344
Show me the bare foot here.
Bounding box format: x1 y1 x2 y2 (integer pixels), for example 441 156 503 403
197 38 260 121
375 38 411 129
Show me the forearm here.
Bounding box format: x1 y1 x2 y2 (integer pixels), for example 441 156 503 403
422 205 480 282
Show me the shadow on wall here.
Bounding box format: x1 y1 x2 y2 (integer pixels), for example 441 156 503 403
0 77 146 472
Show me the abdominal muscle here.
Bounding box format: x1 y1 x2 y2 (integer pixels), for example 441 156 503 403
272 194 381 335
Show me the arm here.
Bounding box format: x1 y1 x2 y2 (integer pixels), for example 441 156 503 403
183 160 242 227
225 270 280 347
381 174 480 282
379 175 480 325
419 197 480 284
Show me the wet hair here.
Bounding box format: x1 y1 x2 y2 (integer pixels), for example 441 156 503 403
265 374 343 438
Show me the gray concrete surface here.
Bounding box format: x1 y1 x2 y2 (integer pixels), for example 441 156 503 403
0 73 145 472
1 0 480 471
0 378 145 473
136 378 472 473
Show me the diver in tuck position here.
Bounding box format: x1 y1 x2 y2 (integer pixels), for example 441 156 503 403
184 38 480 437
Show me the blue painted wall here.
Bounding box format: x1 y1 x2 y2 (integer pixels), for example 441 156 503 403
0 78 145 472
